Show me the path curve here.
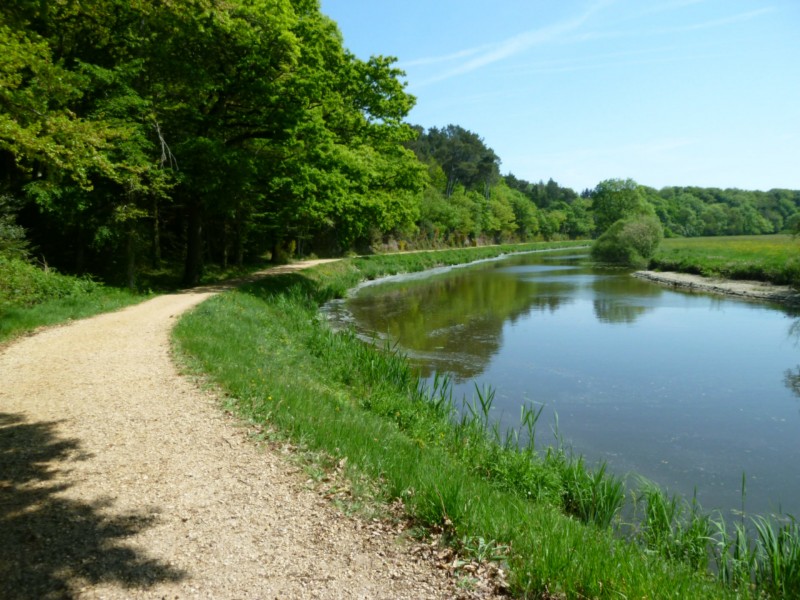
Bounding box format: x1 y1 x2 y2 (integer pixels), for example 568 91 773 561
0 261 480 599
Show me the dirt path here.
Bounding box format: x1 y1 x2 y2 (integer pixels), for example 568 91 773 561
0 261 490 599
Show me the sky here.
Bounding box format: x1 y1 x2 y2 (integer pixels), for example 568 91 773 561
319 0 800 193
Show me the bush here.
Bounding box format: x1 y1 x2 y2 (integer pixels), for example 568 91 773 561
0 256 99 312
591 214 664 268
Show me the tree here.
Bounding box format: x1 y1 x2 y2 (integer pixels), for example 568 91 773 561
591 178 653 235
591 214 664 268
407 125 500 198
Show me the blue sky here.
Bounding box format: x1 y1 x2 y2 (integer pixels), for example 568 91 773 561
319 0 799 192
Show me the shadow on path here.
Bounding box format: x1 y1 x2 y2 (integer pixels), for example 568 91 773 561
0 413 185 599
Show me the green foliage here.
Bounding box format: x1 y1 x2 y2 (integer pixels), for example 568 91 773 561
591 214 664 268
3 0 798 292
0 255 144 341
0 195 28 259
591 178 654 234
752 515 800 598
636 479 711 572
407 125 501 198
558 456 626 530
0 256 99 311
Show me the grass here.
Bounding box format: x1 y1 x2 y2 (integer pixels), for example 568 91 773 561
650 234 800 285
174 245 741 599
0 256 147 342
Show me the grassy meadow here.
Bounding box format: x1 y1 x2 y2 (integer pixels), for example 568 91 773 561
651 234 800 285
174 243 800 599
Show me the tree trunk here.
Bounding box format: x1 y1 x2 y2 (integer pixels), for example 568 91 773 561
234 216 244 267
125 221 136 291
183 198 203 286
152 197 161 269
221 219 229 270
74 224 86 274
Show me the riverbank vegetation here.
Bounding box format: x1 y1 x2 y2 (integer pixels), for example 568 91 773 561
650 235 800 286
174 248 798 598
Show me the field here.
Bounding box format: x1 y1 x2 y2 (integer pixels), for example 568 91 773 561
651 234 800 285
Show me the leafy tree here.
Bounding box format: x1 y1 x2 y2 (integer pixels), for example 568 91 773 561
564 198 594 239
408 125 500 198
591 178 653 235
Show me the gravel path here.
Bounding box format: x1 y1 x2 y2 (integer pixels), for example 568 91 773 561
0 261 493 599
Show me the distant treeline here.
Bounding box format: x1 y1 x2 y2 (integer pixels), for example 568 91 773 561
405 124 800 246
1 0 797 287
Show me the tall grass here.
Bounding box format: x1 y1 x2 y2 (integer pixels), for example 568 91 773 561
709 479 800 597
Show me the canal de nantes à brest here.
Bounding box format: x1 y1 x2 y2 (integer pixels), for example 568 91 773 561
323 249 800 518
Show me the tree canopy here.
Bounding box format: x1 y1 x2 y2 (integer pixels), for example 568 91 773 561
1 1 799 286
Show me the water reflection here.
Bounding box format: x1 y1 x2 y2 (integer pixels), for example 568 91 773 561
332 251 671 379
783 320 800 403
343 259 574 379
783 366 800 398
326 250 800 516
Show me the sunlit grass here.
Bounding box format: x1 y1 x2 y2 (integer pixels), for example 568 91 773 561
651 234 800 285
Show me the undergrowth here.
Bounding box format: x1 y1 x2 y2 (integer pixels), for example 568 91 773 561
0 256 146 341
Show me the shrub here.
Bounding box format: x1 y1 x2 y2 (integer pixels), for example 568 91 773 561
591 214 664 268
0 256 99 312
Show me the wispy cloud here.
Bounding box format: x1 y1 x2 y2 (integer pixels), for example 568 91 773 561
501 49 730 77
636 0 710 17
670 7 776 32
563 6 774 45
411 0 614 86
400 45 492 68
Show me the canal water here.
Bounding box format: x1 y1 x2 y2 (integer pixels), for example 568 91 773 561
323 250 800 517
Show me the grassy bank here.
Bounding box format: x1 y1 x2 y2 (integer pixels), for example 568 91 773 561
650 235 800 285
173 243 757 599
0 256 147 342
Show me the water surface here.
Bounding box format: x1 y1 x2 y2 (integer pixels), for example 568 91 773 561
325 250 800 517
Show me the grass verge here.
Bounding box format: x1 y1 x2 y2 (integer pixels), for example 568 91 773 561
650 234 800 285
174 244 740 599
0 256 147 343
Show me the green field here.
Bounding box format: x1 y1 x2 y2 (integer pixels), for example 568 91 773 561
651 235 800 285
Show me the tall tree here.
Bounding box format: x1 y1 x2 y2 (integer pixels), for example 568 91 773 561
591 178 653 234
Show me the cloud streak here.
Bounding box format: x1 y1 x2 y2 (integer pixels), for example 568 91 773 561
410 0 614 86
408 2 775 88
566 6 775 43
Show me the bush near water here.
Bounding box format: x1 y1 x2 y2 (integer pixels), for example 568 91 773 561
591 214 664 268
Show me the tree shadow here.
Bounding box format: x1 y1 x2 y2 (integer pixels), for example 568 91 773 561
0 413 185 598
